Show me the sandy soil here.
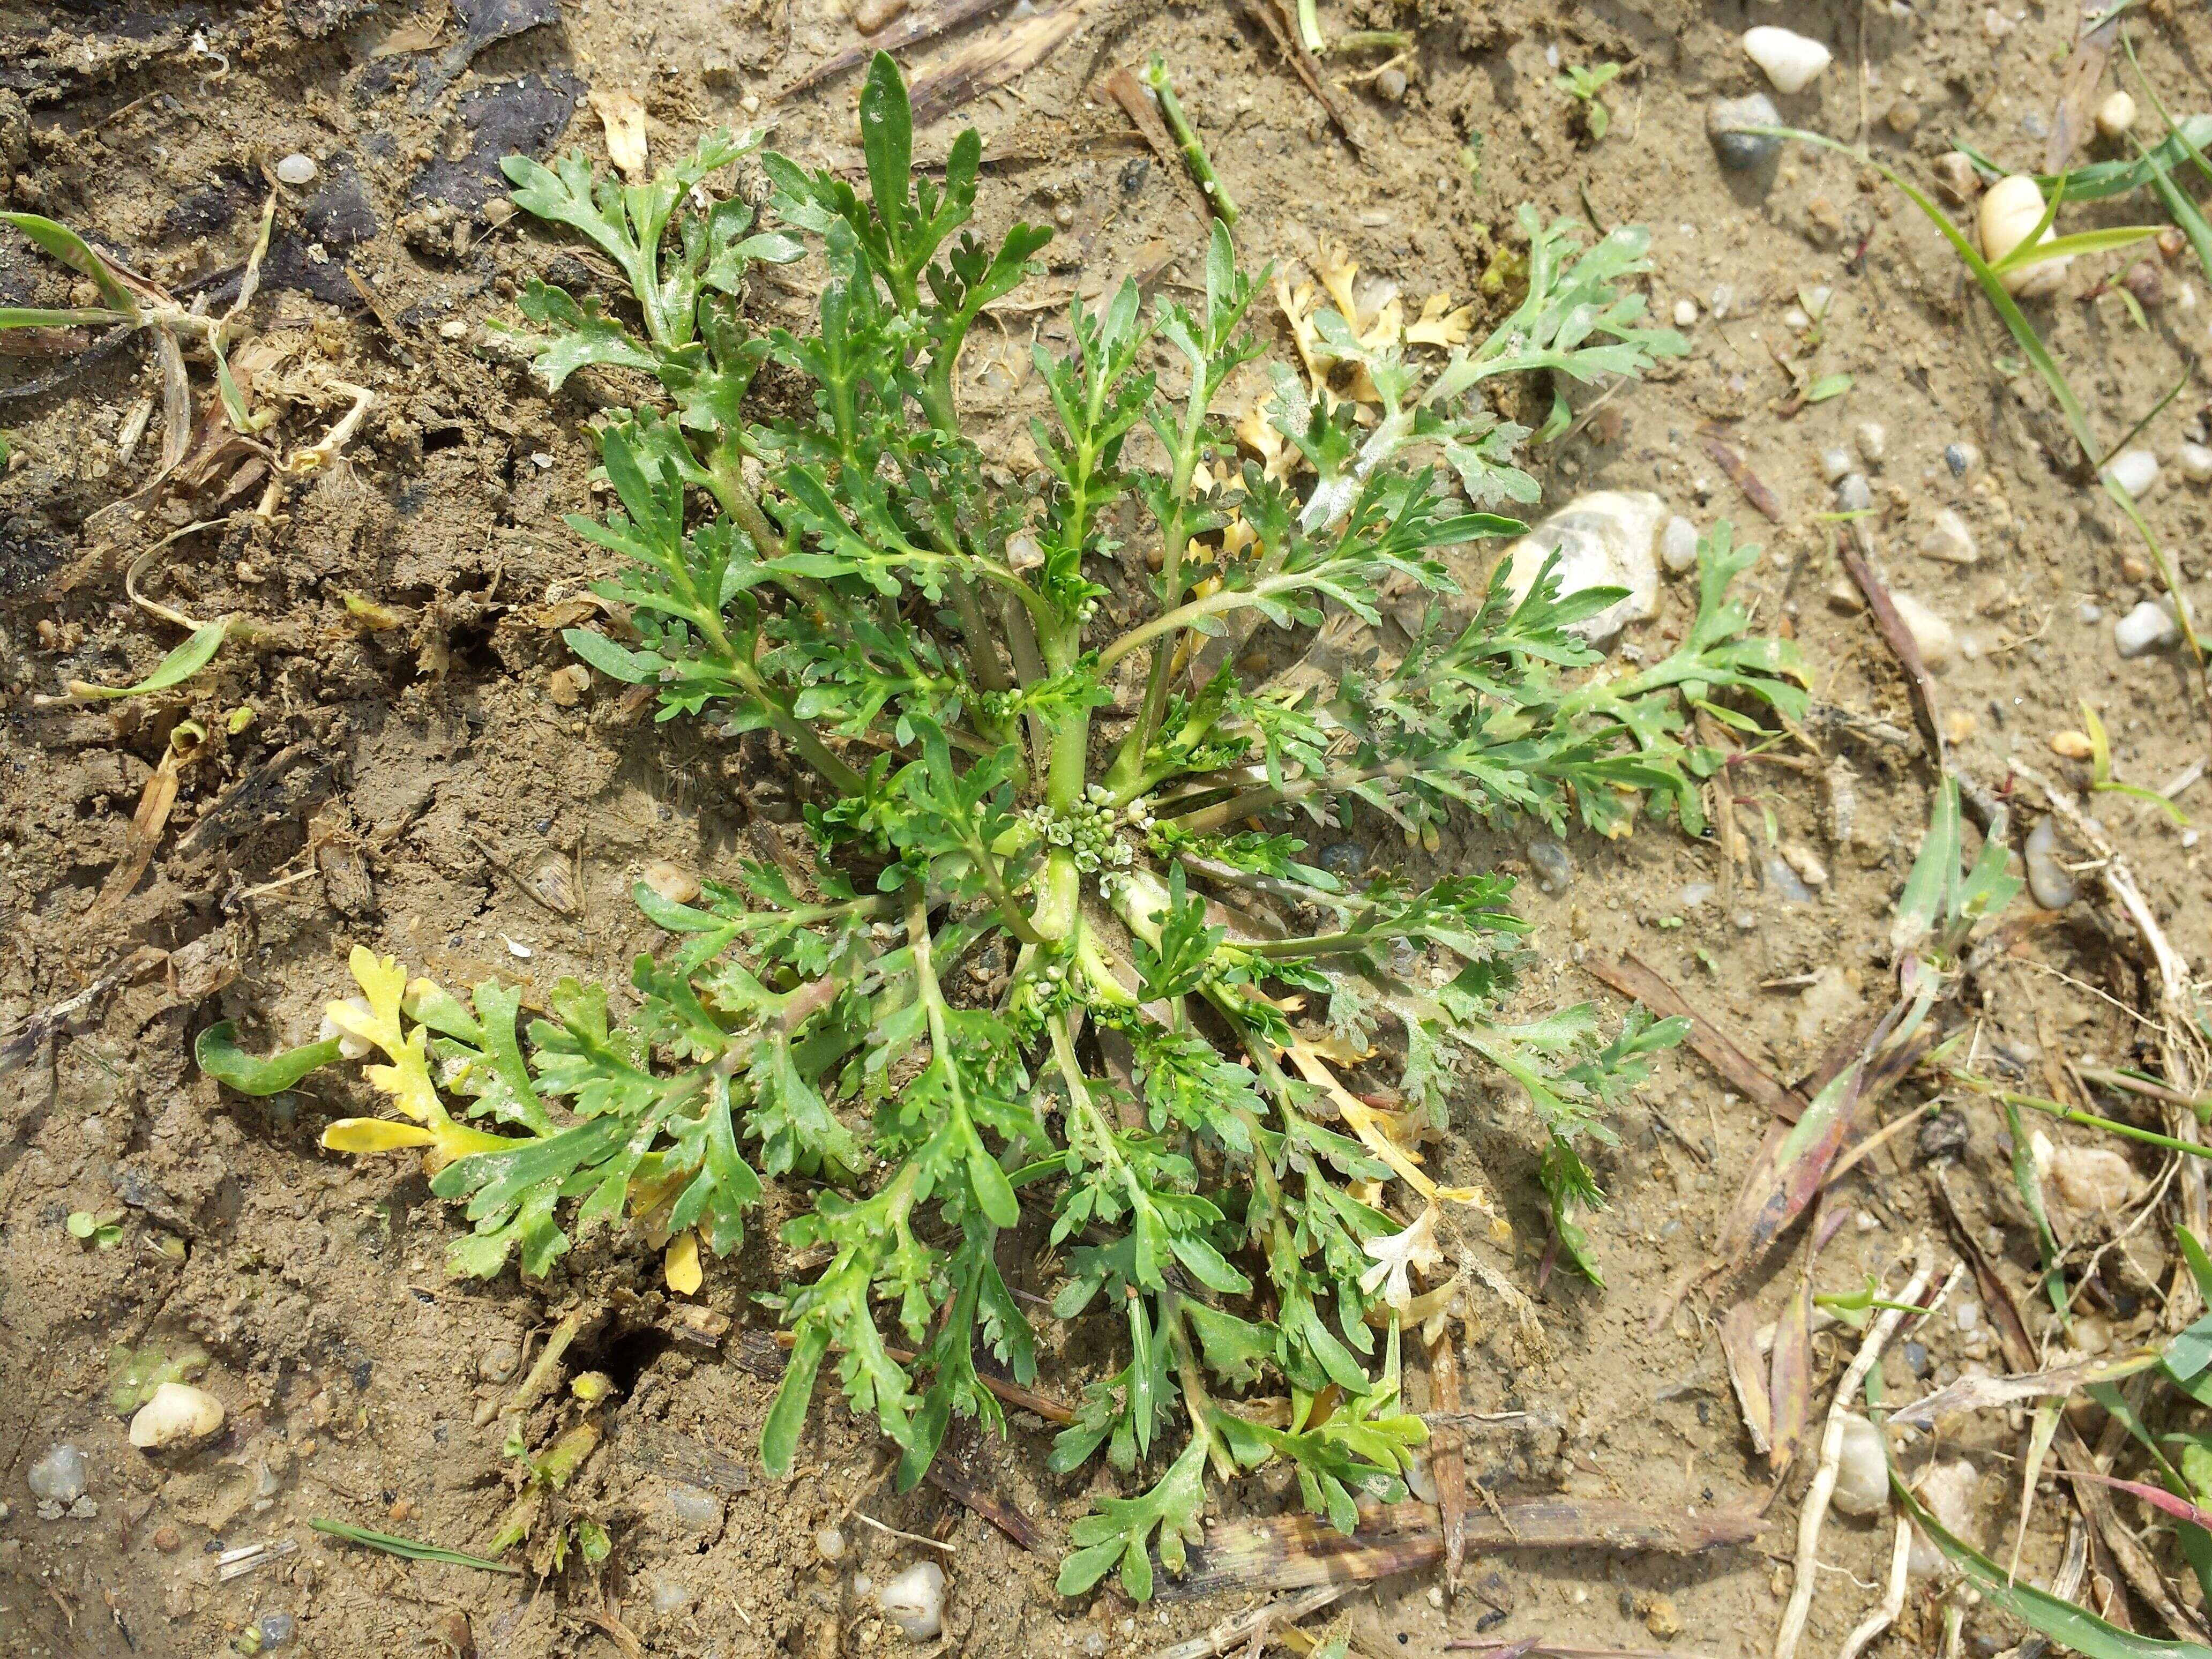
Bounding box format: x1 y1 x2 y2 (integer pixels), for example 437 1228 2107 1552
5 0 2212 1655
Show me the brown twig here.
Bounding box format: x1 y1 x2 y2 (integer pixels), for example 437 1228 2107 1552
1698 430 1784 521
1582 954 1803 1122
1835 525 1945 765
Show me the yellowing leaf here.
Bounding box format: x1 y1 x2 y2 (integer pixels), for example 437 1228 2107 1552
588 87 650 182
1314 242 1361 330
1287 1038 1493 1210
1406 293 1476 349
322 1118 437 1154
665 1229 703 1296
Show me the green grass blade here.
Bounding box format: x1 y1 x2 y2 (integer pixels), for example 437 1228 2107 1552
63 619 228 701
0 212 140 315
0 305 132 330
195 1023 346 1095
308 1517 523 1574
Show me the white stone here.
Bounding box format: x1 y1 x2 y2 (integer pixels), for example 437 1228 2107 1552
1889 593 1955 669
2096 90 2137 140
1856 420 1887 464
1820 447 1853 483
27 1445 86 1503
1922 508 1976 564
275 153 318 186
2178 441 2212 482
1743 26 1833 95
1661 514 1700 573
1673 297 1698 327
2104 447 2158 497
129 1384 225 1452
1832 1415 1889 1517
878 1563 945 1640
2049 1145 2136 1214
1979 175 2069 297
1497 490 1665 649
2115 598 2181 658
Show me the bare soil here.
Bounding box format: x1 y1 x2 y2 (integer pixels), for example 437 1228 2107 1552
5 1 2212 1656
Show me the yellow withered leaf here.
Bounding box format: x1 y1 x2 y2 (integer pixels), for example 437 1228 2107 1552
322 1118 436 1155
664 1230 703 1296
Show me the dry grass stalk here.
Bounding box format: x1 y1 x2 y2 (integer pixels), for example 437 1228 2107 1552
1772 1249 1953 1659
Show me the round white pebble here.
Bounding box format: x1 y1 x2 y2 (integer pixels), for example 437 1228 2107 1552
2104 447 2158 498
1672 297 1698 327
1743 26 1833 95
1661 515 1699 573
275 153 318 186
2178 441 2212 483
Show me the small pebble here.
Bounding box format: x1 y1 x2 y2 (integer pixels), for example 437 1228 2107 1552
640 861 701 905
259 1613 296 1649
129 1382 225 1452
1317 841 1367 879
1820 446 1853 484
477 1342 520 1384
1707 94 1782 170
1672 297 1698 327
1527 838 1575 894
27 1445 86 1504
1680 881 1715 908
1922 508 1976 564
1780 842 1828 887
850 0 907 30
1743 25 1832 95
1855 420 1887 464
879 1563 945 1641
1763 855 1815 905
1661 515 1699 573
153 1525 182 1551
2096 90 2138 140
2105 447 2159 498
1375 66 1408 102
2115 598 2181 658
2025 817 2075 910
1783 306 1811 331
2050 1145 2136 1215
1903 1340 1932 1378
1943 442 1976 477
1708 281 1734 319
649 1580 694 1616
2179 441 2212 483
1932 152 1983 205
2078 602 2104 624
1953 1299 1981 1334
665 1483 720 1527
275 153 318 186
1889 593 1955 669
816 1525 848 1563
1836 473 1873 513
1885 99 1919 134
1831 1416 1889 1517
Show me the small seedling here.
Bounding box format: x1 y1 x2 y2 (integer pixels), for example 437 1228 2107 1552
1556 62 1624 141
66 1210 124 1248
205 55 1809 1601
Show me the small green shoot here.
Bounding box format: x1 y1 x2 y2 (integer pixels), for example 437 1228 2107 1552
2080 700 2190 824
1141 55 1236 226
1555 62 1624 141
66 1210 124 1248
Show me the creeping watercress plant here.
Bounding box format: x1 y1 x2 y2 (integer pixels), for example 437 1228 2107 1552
223 57 1806 1597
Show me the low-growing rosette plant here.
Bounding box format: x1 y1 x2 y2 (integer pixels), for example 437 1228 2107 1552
201 56 1806 1596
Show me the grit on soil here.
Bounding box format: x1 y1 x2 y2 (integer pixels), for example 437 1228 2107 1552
5 0 2212 1655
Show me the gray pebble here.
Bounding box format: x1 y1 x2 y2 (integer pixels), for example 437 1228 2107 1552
1903 1341 1932 1378
1316 841 1368 879
665 1482 721 1526
27 1445 86 1504
1836 473 1873 513
1707 94 1783 170
1944 442 1975 477
2024 817 2075 910
1526 838 1574 894
1763 854 1815 905
259 1612 296 1648
1820 447 1853 484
